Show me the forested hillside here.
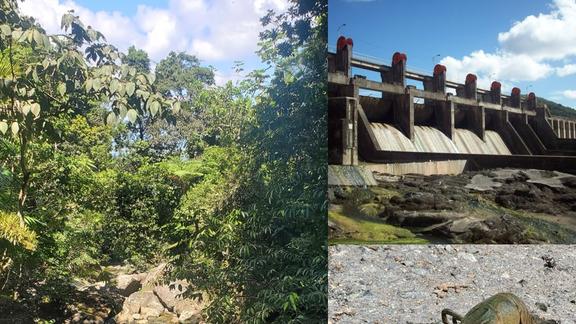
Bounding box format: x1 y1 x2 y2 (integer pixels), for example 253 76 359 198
0 0 327 322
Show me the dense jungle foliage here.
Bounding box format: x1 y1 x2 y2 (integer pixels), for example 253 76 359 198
0 0 327 322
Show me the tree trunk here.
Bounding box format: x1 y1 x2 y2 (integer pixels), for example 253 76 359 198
16 134 29 226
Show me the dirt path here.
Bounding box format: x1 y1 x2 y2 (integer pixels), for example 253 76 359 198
329 245 576 323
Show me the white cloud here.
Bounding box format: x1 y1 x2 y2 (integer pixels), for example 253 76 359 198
18 0 288 77
563 90 576 99
557 63 576 76
498 0 576 61
440 50 552 89
438 0 576 90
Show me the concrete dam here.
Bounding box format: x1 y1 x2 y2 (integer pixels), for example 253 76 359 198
328 36 576 177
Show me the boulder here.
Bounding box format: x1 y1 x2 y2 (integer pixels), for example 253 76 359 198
141 263 167 288
153 280 190 311
115 291 166 322
116 273 145 296
174 299 203 322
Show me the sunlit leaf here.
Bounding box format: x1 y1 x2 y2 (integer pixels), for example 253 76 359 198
172 101 181 114
0 121 7 134
57 82 66 96
21 104 30 116
127 109 138 123
31 103 41 117
11 122 19 135
106 112 116 125
149 101 160 117
0 24 11 37
125 82 135 96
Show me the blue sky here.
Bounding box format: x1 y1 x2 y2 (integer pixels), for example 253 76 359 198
329 0 576 108
20 0 288 84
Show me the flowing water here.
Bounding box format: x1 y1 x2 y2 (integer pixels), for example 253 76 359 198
370 122 511 155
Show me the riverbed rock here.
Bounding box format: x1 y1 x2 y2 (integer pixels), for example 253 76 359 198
141 263 168 289
115 291 166 322
116 273 146 296
153 280 189 311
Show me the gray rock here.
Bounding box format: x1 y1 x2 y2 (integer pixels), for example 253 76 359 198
141 263 167 288
329 245 574 323
116 273 145 296
153 280 190 311
115 291 166 322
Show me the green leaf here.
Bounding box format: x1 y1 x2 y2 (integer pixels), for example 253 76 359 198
42 34 51 49
127 109 138 124
61 12 74 30
118 104 127 119
85 79 93 92
117 83 126 96
172 101 181 114
11 122 19 135
149 101 160 117
106 112 116 126
32 68 39 82
11 29 23 41
125 82 135 96
33 29 43 47
110 79 119 94
147 73 156 84
21 104 30 116
31 103 41 117
0 121 7 134
57 82 66 96
136 89 150 100
0 24 11 37
92 78 101 91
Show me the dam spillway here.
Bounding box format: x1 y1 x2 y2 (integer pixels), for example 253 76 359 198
328 36 576 175
371 123 511 155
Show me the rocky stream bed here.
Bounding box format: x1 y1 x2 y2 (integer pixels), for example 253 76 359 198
329 168 576 244
0 263 205 323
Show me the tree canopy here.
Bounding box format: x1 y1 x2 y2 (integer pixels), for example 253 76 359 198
0 0 327 322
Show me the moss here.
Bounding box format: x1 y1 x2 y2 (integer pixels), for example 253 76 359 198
370 187 400 202
329 210 427 244
358 203 383 217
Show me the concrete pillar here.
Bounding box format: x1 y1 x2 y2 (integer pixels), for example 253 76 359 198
424 64 451 139
382 52 406 87
526 92 537 111
559 120 565 139
489 81 502 105
436 99 454 139
395 89 414 140
464 73 477 100
328 97 358 165
510 87 521 108
432 64 446 93
335 36 353 78
469 105 485 140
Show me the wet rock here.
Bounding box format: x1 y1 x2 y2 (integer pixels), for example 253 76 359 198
466 174 502 191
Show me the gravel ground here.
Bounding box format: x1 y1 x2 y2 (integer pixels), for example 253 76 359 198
329 245 576 323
